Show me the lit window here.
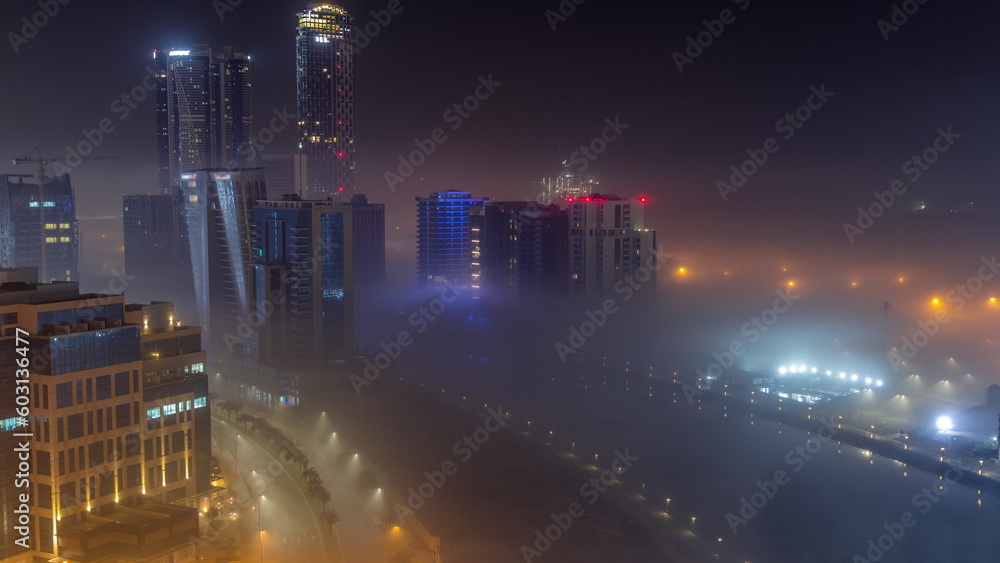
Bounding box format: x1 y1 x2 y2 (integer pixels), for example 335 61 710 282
45 237 58 243
163 403 177 415
45 223 58 229
59 223 70 229
193 397 206 409
60 237 71 243
146 408 161 419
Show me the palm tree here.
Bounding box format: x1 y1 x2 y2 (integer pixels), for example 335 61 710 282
235 412 252 427
315 487 331 508
321 508 340 527
302 466 319 483
296 453 311 473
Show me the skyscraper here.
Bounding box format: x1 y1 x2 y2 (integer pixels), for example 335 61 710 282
569 194 657 297
416 191 485 287
155 46 253 194
180 169 266 357
0 173 79 283
251 197 354 373
296 4 356 199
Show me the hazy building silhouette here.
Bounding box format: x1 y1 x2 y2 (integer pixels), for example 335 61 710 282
537 161 600 205
155 46 253 193
0 173 79 283
261 154 308 200
296 4 356 199
122 193 189 279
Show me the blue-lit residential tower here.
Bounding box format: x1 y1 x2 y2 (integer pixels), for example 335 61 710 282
296 4 356 199
416 191 485 287
0 173 79 282
180 169 266 358
250 198 353 403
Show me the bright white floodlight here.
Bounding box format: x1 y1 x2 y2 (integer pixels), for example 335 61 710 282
811 367 818 374
936 416 954 431
798 364 806 372
850 374 858 382
779 367 787 375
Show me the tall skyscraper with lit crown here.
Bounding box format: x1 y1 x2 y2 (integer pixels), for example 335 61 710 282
296 4 356 199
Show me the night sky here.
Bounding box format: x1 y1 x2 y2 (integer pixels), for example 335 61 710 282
2 0 999 292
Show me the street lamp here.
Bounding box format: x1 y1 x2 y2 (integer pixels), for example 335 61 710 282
257 495 264 562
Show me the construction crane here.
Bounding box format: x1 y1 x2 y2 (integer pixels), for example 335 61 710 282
12 147 120 282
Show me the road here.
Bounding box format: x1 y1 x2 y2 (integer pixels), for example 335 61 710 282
245 408 395 563
211 418 328 562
